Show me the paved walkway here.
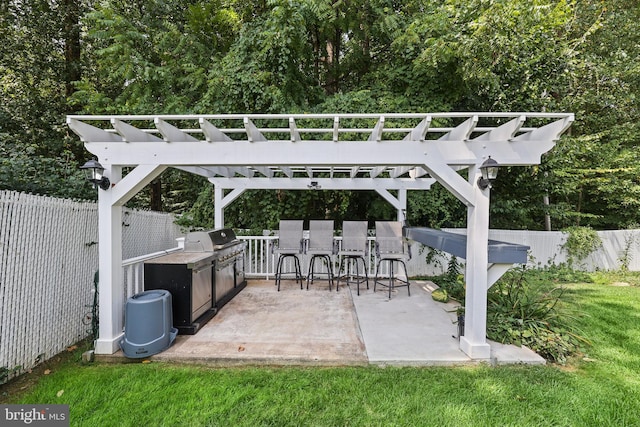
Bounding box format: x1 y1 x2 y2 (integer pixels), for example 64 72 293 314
145 279 545 366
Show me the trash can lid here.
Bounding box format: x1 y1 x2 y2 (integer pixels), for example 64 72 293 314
131 289 170 302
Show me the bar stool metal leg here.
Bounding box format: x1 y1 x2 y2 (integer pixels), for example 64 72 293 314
374 258 410 299
337 255 369 295
307 255 333 291
275 254 303 291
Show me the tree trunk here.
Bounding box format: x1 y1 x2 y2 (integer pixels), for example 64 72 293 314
543 194 551 231
63 0 81 102
150 179 163 212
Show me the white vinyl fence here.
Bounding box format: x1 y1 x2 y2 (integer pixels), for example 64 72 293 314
240 227 640 278
0 191 182 383
2 190 640 383
406 228 640 276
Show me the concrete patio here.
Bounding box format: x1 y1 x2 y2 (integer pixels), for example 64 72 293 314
130 279 545 367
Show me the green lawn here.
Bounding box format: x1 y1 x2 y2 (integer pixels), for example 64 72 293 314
3 279 640 426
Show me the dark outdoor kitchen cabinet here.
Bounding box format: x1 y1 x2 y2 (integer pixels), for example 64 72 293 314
144 253 216 334
143 228 247 335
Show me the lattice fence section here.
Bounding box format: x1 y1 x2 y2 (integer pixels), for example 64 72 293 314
0 191 184 383
0 191 98 382
122 208 183 259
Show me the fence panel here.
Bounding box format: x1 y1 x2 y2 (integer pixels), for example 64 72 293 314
122 208 183 259
0 191 183 383
0 192 98 382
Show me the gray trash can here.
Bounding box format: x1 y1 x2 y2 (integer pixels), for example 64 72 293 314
120 289 178 358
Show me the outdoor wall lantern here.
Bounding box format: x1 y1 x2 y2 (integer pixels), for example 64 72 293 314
80 159 111 190
477 156 499 190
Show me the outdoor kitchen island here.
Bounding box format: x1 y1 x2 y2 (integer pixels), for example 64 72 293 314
144 228 247 334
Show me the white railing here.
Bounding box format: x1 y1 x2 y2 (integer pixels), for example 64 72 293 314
121 228 640 292
239 235 403 279
124 236 399 286
238 228 640 278
242 236 275 278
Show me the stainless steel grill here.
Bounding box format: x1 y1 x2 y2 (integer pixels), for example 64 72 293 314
144 228 247 334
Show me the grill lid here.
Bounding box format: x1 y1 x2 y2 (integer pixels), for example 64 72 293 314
184 228 238 252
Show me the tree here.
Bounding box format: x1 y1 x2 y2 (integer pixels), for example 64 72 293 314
0 0 92 199
4 0 640 231
545 0 640 229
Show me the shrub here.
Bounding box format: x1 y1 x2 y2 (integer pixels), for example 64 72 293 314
430 256 465 301
486 267 590 364
431 289 449 303
561 226 602 268
527 263 594 284
428 260 591 363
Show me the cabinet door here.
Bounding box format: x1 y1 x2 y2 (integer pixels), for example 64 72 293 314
192 265 213 320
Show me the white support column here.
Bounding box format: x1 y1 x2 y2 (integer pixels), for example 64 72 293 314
95 164 125 355
214 186 224 229
460 166 491 360
398 189 407 222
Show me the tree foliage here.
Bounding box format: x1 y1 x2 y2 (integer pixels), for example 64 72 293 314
0 0 92 199
1 0 639 230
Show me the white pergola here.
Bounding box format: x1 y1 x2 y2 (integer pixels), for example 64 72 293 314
67 112 574 359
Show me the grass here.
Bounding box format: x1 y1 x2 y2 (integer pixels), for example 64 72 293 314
2 273 640 426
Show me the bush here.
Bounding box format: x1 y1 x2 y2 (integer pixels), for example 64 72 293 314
527 263 594 284
428 260 591 363
562 226 602 268
431 289 449 303
486 267 590 364
430 256 465 301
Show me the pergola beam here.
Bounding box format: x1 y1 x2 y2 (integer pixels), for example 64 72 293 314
176 166 230 178
67 118 123 143
200 118 232 142
289 117 301 142
111 119 163 143
368 116 385 142
155 118 199 142
473 115 525 143
439 115 478 142
244 117 267 142
404 116 431 142
208 177 435 191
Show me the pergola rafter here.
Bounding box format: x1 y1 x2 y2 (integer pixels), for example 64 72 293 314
67 112 573 360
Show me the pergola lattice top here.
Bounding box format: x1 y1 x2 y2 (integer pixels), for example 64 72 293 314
68 112 574 186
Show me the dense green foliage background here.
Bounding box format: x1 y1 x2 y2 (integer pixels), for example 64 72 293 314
1 0 639 230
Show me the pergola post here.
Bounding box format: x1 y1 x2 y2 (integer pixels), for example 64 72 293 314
95 164 125 354
214 186 224 229
93 163 167 354
460 166 491 359
398 189 407 222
